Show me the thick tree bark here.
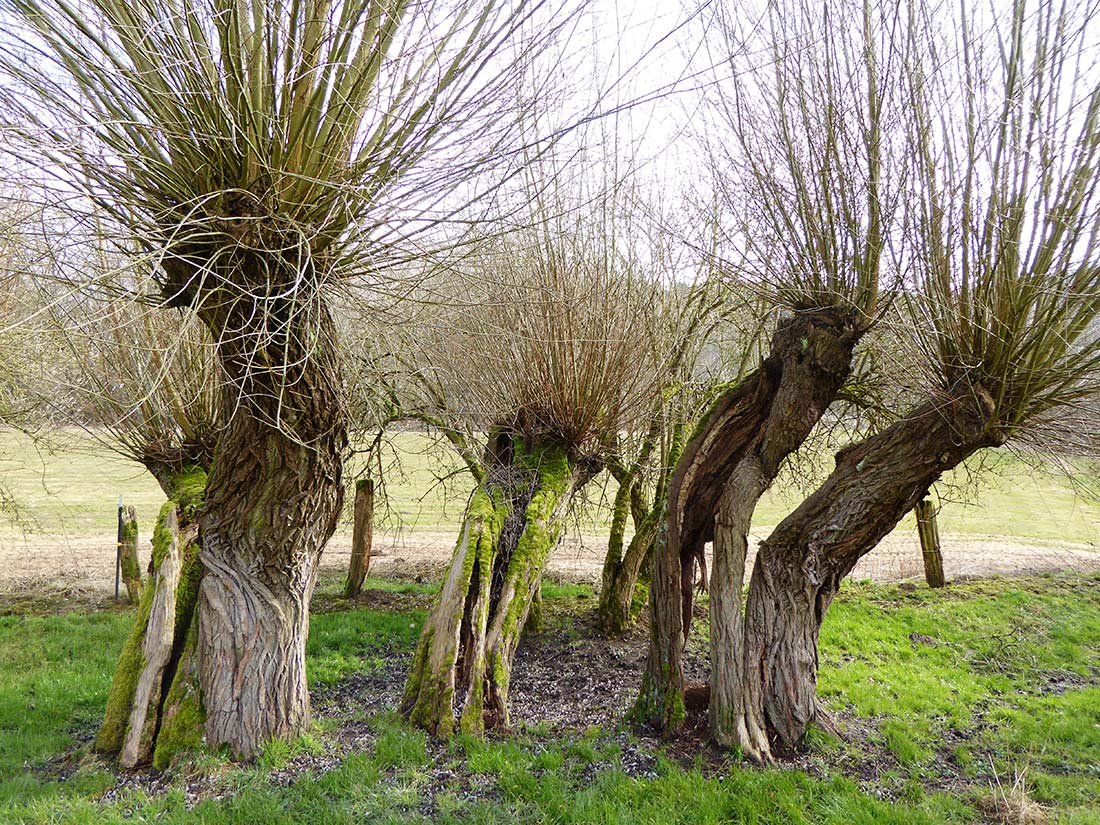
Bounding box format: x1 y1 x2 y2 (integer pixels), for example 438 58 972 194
633 307 862 737
742 383 1002 753
402 434 575 736
182 281 347 759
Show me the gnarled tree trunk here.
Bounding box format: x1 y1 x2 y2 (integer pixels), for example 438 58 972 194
402 433 576 736
633 308 861 737
193 294 346 759
741 383 1002 754
100 272 348 765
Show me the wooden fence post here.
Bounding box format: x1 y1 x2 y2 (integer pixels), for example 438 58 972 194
119 504 143 604
915 498 945 588
344 478 374 599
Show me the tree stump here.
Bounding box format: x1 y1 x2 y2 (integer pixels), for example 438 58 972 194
344 478 374 599
915 498 945 588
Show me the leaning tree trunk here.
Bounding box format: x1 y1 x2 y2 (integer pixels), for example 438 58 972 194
633 307 862 735
96 466 207 769
741 383 1002 755
402 433 576 736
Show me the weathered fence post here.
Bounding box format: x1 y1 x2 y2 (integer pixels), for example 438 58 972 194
119 505 143 604
343 478 374 598
115 495 123 602
915 498 945 588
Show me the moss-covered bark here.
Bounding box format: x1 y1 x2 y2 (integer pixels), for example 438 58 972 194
96 467 208 769
402 434 576 736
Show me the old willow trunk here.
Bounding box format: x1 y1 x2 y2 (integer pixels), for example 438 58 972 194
193 294 346 759
96 467 207 769
742 383 1002 754
632 308 861 735
402 433 576 736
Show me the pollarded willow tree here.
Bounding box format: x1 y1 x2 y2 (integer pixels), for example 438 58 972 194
0 0 576 759
400 186 691 736
733 0 1100 760
634 0 910 745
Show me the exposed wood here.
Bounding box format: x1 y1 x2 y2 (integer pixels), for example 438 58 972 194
915 499 945 588
635 307 862 744
96 467 207 767
120 505 184 768
344 478 375 598
403 435 575 737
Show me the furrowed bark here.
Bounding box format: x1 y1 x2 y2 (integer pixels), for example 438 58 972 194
633 308 861 738
743 383 1002 751
709 309 860 757
189 282 346 760
402 434 575 736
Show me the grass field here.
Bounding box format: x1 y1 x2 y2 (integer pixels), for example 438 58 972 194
1 573 1098 823
2 428 1099 547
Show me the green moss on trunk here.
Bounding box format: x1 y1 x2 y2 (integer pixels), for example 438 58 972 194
404 435 577 737
97 467 208 764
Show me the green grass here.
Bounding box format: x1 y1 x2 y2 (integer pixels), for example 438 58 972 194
3 429 1100 545
816 575 1100 816
2 574 1099 823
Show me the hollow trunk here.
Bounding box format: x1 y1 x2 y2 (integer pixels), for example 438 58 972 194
915 499 945 588
344 478 375 598
96 467 207 769
118 505 143 604
634 308 862 737
741 384 1001 753
402 434 575 736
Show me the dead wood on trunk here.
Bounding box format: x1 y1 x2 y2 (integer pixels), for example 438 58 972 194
96 467 207 769
402 433 576 736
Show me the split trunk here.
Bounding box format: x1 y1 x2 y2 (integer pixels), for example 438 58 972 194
633 308 862 740
96 468 207 769
402 433 576 736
